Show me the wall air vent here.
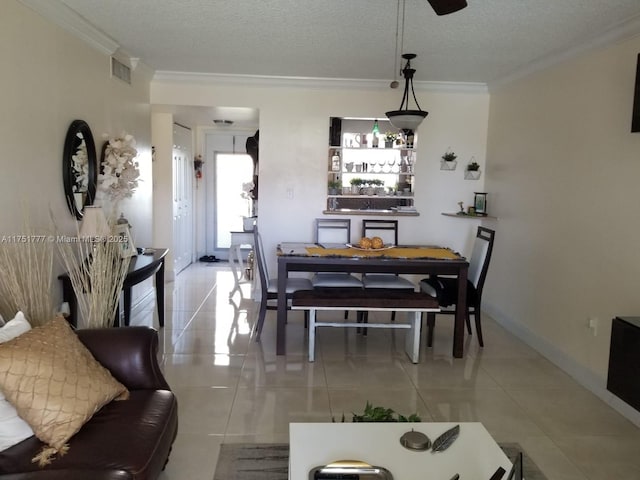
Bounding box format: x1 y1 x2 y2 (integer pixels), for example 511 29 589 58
111 57 131 84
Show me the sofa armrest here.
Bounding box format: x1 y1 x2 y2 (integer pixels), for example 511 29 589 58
76 327 170 391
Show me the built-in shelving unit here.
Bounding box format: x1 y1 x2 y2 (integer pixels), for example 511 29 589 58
325 117 418 216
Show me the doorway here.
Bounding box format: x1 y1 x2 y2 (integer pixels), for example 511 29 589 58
214 153 253 248
204 132 252 259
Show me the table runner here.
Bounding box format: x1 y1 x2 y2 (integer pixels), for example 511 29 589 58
304 246 462 260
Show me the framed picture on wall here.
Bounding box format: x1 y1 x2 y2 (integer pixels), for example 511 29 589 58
474 192 488 215
114 224 136 258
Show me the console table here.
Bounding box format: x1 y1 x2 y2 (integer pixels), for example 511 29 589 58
59 248 168 328
229 231 254 297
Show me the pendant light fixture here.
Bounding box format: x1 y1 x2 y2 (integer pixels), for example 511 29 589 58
386 0 427 132
385 53 428 132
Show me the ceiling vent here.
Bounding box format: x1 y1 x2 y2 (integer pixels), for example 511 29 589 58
111 57 131 84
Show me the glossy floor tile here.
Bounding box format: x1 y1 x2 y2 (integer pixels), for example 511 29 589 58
129 262 640 480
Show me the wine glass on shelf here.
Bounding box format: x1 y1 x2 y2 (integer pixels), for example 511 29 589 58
387 157 396 173
377 156 386 173
406 155 415 174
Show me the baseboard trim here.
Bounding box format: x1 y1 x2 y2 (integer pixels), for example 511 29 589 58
483 303 640 428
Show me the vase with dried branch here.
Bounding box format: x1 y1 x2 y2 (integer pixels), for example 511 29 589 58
56 231 130 328
0 225 54 327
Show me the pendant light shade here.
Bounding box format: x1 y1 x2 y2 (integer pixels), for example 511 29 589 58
385 53 428 132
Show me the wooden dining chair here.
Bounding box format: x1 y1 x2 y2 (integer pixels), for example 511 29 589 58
361 219 415 323
310 218 363 289
310 218 362 321
420 226 495 347
253 228 312 341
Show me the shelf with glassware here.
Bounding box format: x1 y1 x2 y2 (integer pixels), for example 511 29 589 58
326 138 417 215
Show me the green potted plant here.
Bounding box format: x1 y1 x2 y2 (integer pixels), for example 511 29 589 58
442 150 457 162
384 131 398 148
467 161 480 171
465 158 481 180
369 178 385 195
440 148 457 171
333 402 421 423
350 177 364 194
327 180 341 195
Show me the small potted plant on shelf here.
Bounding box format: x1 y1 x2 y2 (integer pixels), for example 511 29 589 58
350 177 365 194
440 148 457 171
384 131 398 148
369 178 385 195
327 180 341 195
465 158 481 180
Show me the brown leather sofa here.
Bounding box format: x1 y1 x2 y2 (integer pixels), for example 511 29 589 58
0 326 178 480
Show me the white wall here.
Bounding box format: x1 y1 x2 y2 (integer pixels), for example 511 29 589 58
151 80 491 274
485 34 640 412
1 0 153 307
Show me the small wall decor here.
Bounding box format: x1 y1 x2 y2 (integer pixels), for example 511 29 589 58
464 157 481 180
440 148 458 170
194 154 203 179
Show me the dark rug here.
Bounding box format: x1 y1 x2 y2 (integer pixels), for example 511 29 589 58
214 442 547 480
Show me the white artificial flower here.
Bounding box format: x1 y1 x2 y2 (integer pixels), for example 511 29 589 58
97 132 141 205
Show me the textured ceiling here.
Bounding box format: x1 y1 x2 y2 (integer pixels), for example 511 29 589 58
57 0 640 84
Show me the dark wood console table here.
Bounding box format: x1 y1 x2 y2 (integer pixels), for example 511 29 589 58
59 248 168 328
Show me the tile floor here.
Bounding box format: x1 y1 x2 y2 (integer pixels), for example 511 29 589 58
130 262 640 480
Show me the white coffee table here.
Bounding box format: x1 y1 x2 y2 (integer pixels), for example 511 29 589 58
289 422 515 480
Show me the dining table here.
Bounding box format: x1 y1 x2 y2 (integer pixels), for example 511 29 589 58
276 243 469 358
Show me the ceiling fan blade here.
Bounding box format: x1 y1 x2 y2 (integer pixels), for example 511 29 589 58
427 0 468 16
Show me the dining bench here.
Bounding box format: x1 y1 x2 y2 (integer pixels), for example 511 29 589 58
291 289 439 363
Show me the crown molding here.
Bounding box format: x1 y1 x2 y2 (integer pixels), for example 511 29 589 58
489 13 640 91
152 71 488 94
18 0 119 55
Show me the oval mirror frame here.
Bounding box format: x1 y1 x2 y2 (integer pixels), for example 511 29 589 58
62 119 97 219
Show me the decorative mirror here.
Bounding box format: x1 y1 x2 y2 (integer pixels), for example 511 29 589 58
62 119 97 219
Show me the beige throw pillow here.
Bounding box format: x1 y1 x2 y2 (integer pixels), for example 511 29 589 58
0 316 129 465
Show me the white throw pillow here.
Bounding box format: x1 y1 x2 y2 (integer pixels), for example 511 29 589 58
0 311 34 452
0 311 31 343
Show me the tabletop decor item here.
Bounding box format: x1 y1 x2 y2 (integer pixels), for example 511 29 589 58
241 181 256 224
55 208 130 328
431 424 460 452
97 132 140 210
384 131 397 148
474 192 488 215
